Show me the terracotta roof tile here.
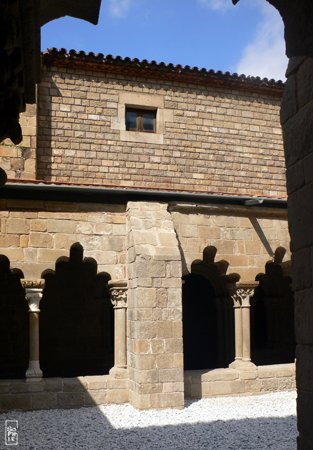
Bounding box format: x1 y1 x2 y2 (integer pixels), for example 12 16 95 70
42 48 284 96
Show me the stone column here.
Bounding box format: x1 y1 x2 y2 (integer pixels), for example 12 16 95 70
229 283 256 370
21 279 45 380
281 56 313 450
109 280 128 378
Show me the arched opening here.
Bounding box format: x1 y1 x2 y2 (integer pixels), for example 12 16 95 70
183 273 218 370
182 246 239 371
251 247 295 365
40 242 114 377
0 256 28 379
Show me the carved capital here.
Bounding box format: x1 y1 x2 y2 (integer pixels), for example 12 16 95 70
109 280 127 309
25 289 43 312
21 279 45 290
231 283 257 307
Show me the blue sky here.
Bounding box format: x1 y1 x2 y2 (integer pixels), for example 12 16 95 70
41 0 287 80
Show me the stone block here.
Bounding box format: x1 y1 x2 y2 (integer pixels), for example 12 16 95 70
157 353 183 369
159 392 184 409
158 233 178 247
291 248 312 290
10 380 44 393
150 339 165 354
239 370 258 380
132 368 159 384
134 260 166 278
0 381 10 394
6 218 29 234
244 379 262 393
162 382 184 393
132 355 156 370
280 75 297 125
57 393 85 409
38 248 66 263
44 378 62 392
158 368 183 383
106 389 129 404
296 58 313 112
261 378 279 392
295 289 313 344
20 235 29 247
288 186 313 251
63 378 87 392
132 339 151 354
85 390 107 406
0 235 20 247
0 394 32 411
46 220 76 234
29 233 53 248
132 321 157 339
277 377 295 391
31 393 58 410
203 368 239 382
107 378 129 390
283 101 313 168
85 376 108 390
136 383 163 395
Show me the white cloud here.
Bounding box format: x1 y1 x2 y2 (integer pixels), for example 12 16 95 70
198 0 232 12
235 2 287 80
109 0 130 18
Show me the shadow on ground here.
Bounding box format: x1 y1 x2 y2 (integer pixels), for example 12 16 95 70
0 405 296 450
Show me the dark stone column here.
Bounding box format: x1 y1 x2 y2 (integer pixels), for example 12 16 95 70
233 2 313 448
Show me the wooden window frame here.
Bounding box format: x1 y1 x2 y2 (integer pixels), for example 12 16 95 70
125 107 157 133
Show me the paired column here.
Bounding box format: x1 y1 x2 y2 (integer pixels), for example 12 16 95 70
109 280 128 378
20 279 45 380
229 283 257 370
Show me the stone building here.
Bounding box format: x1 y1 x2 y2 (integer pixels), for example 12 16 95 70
0 49 296 411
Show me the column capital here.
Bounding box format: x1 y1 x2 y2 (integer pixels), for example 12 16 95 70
231 282 257 307
109 280 127 308
21 279 45 312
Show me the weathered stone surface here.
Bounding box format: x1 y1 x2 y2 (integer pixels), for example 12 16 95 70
127 202 184 410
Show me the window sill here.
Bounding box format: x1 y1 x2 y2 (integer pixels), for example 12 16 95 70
120 130 164 145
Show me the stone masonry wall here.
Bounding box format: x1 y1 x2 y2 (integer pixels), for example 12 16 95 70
127 202 184 409
171 205 290 282
0 104 36 180
0 199 126 279
36 65 285 198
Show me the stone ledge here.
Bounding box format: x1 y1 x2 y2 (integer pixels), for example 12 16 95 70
0 375 129 412
185 363 296 399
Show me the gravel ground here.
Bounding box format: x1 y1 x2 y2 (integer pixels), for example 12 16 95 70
0 391 297 450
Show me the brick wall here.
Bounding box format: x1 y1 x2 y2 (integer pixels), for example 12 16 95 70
0 200 126 280
36 65 285 198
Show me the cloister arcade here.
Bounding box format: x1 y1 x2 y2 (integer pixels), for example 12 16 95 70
0 242 295 383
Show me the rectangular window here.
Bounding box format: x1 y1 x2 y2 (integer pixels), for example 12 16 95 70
125 108 156 133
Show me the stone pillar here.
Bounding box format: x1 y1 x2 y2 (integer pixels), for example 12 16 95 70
229 283 256 370
109 280 128 378
281 56 313 450
21 279 45 380
127 202 184 410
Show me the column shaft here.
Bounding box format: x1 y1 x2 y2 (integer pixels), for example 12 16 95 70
21 279 45 380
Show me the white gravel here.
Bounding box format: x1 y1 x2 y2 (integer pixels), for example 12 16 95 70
0 391 297 450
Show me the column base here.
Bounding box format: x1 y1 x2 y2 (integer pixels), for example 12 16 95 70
109 366 128 379
229 359 256 370
26 360 43 380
